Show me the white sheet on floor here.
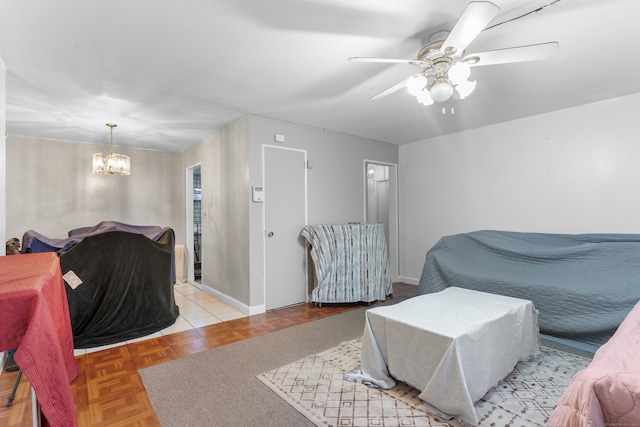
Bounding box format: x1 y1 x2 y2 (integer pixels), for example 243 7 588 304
346 287 541 426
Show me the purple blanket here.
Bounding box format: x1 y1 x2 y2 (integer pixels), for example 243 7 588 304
22 221 172 253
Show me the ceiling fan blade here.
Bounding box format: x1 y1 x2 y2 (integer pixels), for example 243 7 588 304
349 57 425 65
442 1 500 56
370 78 409 100
465 41 559 66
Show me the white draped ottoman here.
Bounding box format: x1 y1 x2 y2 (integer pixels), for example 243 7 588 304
346 287 541 426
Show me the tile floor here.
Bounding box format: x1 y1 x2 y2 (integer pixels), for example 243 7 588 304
74 282 247 356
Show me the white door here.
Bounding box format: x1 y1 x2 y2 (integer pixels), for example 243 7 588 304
264 146 307 310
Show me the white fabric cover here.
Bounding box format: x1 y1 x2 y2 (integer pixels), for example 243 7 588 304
347 287 541 426
174 244 187 284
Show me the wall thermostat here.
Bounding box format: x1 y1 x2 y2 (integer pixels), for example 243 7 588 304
252 186 264 202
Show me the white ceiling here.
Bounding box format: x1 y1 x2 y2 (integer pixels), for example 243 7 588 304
1 0 639 152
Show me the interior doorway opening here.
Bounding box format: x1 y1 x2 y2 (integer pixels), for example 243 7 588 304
366 164 390 242
364 161 399 282
185 163 202 284
192 166 202 282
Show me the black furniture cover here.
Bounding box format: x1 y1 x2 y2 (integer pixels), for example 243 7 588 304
22 222 179 348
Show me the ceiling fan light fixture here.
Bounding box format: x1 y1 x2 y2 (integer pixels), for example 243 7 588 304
350 2 559 109
430 78 454 102
406 74 428 96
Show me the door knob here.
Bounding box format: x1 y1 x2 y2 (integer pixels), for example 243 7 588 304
267 231 274 237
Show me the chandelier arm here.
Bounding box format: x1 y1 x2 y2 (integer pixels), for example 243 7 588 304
106 123 117 156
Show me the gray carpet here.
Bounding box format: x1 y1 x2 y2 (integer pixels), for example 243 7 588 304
139 304 392 427
139 299 593 427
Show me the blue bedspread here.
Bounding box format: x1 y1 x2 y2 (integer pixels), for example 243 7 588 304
417 230 640 346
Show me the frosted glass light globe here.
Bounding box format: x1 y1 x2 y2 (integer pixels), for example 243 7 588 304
430 78 453 102
455 79 476 99
406 74 428 96
416 89 434 106
448 62 471 84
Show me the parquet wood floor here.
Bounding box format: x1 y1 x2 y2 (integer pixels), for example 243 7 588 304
0 282 415 427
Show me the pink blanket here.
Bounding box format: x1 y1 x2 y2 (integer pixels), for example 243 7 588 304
547 299 640 426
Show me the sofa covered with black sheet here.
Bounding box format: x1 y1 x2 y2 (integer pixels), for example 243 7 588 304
417 230 640 347
21 221 179 348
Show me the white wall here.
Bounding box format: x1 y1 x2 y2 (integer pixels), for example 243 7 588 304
247 116 398 308
5 136 184 244
182 118 251 308
0 57 5 248
399 92 640 283
181 115 398 312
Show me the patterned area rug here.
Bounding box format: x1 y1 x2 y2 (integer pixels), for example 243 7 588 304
257 338 591 427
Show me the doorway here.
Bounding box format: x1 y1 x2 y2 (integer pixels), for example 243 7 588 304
263 145 307 310
192 166 202 282
185 164 202 284
364 161 399 281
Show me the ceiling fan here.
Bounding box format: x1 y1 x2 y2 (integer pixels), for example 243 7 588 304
349 1 559 106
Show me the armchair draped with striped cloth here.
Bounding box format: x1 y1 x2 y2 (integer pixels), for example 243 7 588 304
301 223 392 304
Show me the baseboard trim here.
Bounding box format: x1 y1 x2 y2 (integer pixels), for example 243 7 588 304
397 276 419 286
201 284 266 316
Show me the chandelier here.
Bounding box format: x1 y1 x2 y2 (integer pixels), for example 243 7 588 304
92 123 131 176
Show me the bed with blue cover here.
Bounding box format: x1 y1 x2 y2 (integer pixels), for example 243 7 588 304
417 230 640 347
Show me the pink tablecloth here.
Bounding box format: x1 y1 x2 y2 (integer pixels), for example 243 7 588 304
0 252 78 427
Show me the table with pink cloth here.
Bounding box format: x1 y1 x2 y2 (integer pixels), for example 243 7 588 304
0 252 78 427
346 287 541 426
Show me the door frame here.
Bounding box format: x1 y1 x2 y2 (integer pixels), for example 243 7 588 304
261 144 308 309
185 162 202 285
363 159 399 282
